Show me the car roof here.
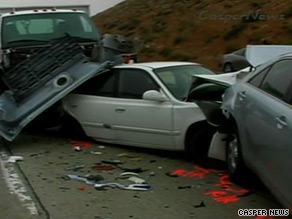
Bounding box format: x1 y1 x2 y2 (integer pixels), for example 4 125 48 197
1 9 85 17
114 61 201 70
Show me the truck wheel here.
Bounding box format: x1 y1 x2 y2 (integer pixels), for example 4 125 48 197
186 123 216 166
226 128 247 182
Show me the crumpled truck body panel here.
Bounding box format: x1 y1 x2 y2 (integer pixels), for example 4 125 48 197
0 36 111 141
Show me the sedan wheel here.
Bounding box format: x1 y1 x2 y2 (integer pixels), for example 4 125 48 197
227 134 239 173
226 130 247 182
187 123 217 166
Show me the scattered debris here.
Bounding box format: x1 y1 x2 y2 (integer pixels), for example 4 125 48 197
116 172 146 184
65 164 85 171
69 140 93 148
74 146 82 152
8 156 24 163
117 153 137 158
94 183 152 191
97 145 105 149
178 186 192 189
194 201 206 208
130 157 142 162
165 172 179 178
59 187 70 190
78 186 87 191
90 151 102 155
238 191 255 197
102 160 125 165
68 174 104 185
117 166 147 173
92 164 116 171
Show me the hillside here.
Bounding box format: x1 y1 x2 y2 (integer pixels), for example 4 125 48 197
92 0 292 70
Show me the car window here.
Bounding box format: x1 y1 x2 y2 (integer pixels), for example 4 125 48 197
234 48 245 56
155 65 214 100
72 70 116 97
117 69 159 99
248 67 270 87
260 60 292 101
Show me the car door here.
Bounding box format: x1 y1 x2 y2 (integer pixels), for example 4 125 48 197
233 59 292 202
63 70 117 140
112 68 175 149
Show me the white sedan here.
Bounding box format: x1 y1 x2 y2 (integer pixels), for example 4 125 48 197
62 62 216 162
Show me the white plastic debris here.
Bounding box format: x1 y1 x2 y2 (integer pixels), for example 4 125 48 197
90 151 102 155
8 156 24 163
98 145 105 149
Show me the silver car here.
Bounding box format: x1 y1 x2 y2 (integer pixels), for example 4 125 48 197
222 48 250 72
222 53 292 211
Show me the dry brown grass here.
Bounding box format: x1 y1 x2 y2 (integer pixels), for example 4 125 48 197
92 0 291 70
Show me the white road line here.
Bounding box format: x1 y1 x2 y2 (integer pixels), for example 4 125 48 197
0 150 39 215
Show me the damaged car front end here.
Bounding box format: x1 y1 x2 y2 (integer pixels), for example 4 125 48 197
194 45 292 211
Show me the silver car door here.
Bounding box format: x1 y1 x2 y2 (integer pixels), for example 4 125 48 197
112 68 175 149
62 70 117 141
234 60 292 205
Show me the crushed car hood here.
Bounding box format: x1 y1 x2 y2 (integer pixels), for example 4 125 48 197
0 35 139 141
191 67 251 87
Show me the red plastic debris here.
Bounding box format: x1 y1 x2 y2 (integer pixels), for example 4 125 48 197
172 165 249 204
69 139 93 148
78 186 87 191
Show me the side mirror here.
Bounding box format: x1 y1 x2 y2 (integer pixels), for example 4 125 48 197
142 90 168 102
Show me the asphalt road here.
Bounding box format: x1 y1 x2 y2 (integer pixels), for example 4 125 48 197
0 129 288 219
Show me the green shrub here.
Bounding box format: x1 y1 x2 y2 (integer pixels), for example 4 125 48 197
224 23 247 39
143 34 156 43
285 6 292 18
106 22 117 29
153 19 166 32
251 1 263 8
157 9 173 16
141 46 157 54
159 47 173 57
170 51 192 61
224 44 241 54
174 35 186 45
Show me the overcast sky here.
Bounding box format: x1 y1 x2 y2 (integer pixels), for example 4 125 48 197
0 0 124 16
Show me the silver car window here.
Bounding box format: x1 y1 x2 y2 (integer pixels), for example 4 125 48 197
248 67 270 87
155 65 214 100
73 70 116 97
260 60 292 101
117 69 159 99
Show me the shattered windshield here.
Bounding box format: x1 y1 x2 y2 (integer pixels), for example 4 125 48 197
155 65 215 100
1 12 101 48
